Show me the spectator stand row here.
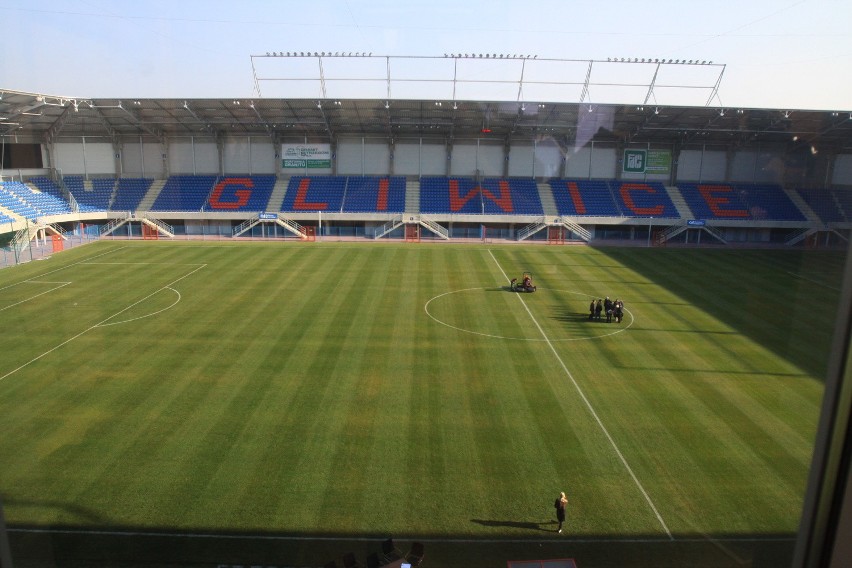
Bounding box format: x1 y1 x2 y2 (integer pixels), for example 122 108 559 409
3 175 850 229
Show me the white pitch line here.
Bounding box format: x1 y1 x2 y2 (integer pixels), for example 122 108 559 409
0 282 71 312
0 264 206 386
487 250 673 540
785 270 840 292
5 527 794 545
0 245 126 293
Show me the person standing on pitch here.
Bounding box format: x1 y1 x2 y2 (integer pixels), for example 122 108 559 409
555 491 568 533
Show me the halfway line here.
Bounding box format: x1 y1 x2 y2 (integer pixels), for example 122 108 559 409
487 250 673 540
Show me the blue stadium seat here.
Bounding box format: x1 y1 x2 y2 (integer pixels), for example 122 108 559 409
679 182 806 221
281 176 346 212
342 176 406 213
151 175 218 211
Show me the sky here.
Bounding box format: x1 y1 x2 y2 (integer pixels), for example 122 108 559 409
2 0 851 111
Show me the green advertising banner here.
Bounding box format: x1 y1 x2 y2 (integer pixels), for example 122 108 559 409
623 149 671 174
646 150 672 173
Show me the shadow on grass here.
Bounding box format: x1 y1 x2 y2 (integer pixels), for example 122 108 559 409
6 524 798 568
470 518 555 532
591 247 846 380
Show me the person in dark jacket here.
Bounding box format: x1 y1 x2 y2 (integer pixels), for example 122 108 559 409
614 299 624 323
555 491 568 533
595 299 603 320
589 299 596 320
604 297 613 323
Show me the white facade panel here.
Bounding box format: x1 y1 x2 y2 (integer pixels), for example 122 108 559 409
336 138 362 174
122 142 144 177
676 150 702 181
534 140 562 178
730 151 757 182
394 142 421 176
565 147 592 178
700 151 727 181
169 141 195 174
250 139 276 174
363 142 390 175
833 154 852 185
589 147 616 178
450 144 477 176
84 142 116 175
508 145 534 177
420 144 446 176
224 138 250 173
143 142 165 178
54 142 86 175
477 144 504 177
193 141 219 174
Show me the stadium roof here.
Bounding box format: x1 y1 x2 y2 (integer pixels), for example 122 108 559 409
2 89 851 152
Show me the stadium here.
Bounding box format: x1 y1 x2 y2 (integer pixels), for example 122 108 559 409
1 37 852 568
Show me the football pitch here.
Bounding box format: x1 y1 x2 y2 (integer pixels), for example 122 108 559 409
0 240 842 568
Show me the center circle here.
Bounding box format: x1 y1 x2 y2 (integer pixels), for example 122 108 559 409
424 287 633 341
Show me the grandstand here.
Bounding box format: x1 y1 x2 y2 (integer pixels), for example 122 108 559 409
1 89 851 251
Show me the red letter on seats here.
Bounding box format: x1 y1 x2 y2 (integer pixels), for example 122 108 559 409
377 178 389 211
293 178 328 210
449 179 480 212
620 183 664 216
698 184 748 217
481 180 514 213
210 177 253 209
565 181 586 214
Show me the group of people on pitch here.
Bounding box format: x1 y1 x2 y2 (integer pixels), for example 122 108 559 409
589 296 624 323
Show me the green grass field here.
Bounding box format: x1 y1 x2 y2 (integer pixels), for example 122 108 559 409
0 241 843 568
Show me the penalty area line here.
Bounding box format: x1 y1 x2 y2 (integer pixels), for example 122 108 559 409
0 263 206 386
487 250 673 541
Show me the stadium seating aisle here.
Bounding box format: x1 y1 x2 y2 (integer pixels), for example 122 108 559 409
112 178 154 212
796 187 848 223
